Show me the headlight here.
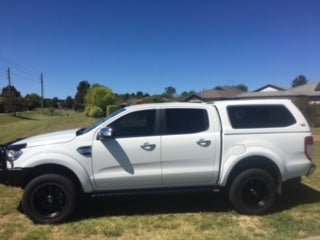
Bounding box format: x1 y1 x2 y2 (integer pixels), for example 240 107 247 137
6 150 23 162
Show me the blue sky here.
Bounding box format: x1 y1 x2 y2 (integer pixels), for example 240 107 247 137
0 0 320 98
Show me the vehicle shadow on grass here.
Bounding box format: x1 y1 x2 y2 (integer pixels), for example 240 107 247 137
72 192 231 221
272 182 320 213
71 182 320 222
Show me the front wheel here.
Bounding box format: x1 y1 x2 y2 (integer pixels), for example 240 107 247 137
229 169 277 215
22 174 77 224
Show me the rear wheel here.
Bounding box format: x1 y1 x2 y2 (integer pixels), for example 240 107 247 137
22 174 77 224
229 168 277 215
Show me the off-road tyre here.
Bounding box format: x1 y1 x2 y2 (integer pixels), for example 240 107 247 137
22 174 77 224
229 168 277 215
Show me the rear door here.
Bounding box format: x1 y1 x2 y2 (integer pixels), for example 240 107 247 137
160 106 221 186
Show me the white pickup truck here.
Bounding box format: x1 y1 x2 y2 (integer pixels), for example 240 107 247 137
0 99 316 223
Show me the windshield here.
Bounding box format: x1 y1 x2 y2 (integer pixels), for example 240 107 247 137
77 108 126 135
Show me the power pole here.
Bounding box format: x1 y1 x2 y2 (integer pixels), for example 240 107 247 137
40 72 44 112
6 68 14 115
7 67 11 92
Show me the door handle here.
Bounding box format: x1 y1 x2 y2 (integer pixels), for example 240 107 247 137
197 139 211 147
140 142 156 151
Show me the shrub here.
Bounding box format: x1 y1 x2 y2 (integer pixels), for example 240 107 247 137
294 97 320 127
106 105 120 115
139 96 171 103
86 105 104 118
47 107 55 115
0 97 4 113
85 85 115 115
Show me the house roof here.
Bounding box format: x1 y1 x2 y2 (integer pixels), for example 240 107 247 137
184 87 243 102
288 81 320 96
254 84 287 92
200 87 243 99
237 81 320 99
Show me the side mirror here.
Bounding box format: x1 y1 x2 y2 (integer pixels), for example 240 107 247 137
98 127 113 140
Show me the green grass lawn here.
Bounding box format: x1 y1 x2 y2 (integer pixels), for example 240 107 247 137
0 111 319 240
312 128 320 135
0 111 95 143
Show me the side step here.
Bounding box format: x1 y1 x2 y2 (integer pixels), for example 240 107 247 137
90 186 222 198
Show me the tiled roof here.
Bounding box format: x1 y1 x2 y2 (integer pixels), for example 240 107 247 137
237 81 320 98
199 88 243 99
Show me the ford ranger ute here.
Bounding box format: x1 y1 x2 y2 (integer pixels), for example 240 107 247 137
0 99 316 223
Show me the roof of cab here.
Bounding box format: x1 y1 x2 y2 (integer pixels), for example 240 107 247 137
124 99 293 110
123 102 209 110
211 99 293 107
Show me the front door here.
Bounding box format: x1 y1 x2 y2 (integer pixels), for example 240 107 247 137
92 109 161 190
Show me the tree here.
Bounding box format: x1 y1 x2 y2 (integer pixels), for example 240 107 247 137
74 80 90 111
51 97 59 108
164 86 176 98
65 96 74 109
180 90 196 99
1 85 26 116
0 97 5 113
215 84 248 92
123 93 130 100
292 75 308 88
25 93 41 110
140 96 171 103
85 84 115 117
1 85 21 97
44 98 52 108
234 84 248 92
294 97 320 127
136 91 144 99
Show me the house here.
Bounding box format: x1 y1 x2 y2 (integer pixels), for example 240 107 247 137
236 81 320 103
254 84 287 92
184 87 243 102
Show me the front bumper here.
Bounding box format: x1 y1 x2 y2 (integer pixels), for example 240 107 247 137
0 168 30 187
0 144 29 187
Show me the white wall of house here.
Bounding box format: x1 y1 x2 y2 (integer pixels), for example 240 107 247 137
259 87 281 92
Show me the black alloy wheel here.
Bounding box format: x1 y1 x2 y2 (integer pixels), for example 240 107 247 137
229 168 277 215
240 178 269 209
31 183 67 218
22 174 77 224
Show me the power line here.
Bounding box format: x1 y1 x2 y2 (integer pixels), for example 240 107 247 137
0 54 38 78
0 54 41 89
10 79 40 89
0 59 36 79
0 62 38 82
0 54 46 100
0 53 38 75
0 65 7 71
10 71 39 83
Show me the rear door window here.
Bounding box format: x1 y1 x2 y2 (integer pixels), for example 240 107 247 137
227 105 296 129
164 108 209 135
